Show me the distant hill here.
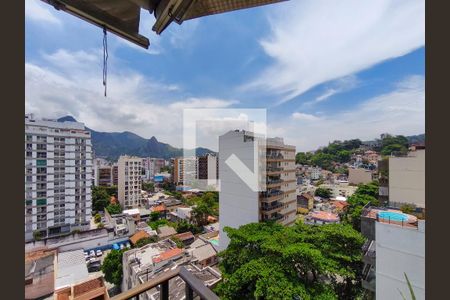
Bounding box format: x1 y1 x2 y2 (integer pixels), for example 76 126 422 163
57 116 214 160
362 134 425 147
406 134 425 145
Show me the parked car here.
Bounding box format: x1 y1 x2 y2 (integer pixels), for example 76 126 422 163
87 261 101 272
96 249 103 257
89 250 95 257
120 244 125 250
126 242 131 248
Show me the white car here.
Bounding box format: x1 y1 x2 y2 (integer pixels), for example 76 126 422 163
96 249 103 257
89 250 95 257
120 244 125 250
126 242 131 248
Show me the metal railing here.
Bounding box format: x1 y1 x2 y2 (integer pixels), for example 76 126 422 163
110 266 219 300
261 202 283 212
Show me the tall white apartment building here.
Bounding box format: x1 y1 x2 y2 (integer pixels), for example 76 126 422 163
25 114 92 241
218 130 297 250
118 155 143 208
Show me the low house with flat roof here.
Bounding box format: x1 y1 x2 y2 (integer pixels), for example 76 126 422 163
173 231 195 246
157 225 177 239
25 250 56 300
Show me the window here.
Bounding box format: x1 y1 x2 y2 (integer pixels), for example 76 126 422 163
36 199 47 206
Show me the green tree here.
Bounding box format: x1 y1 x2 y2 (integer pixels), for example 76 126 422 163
171 236 184 248
94 213 101 223
176 220 202 234
315 187 332 198
296 152 311 165
150 211 160 221
97 222 105 229
134 236 158 248
400 203 416 214
337 150 351 163
192 202 214 226
101 250 124 286
216 222 365 300
92 186 110 212
342 181 380 231
142 182 155 192
381 144 408 156
106 203 122 215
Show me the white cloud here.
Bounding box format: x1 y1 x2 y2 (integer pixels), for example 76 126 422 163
291 112 321 121
245 0 425 104
25 49 236 148
170 97 237 109
25 0 61 25
270 75 425 151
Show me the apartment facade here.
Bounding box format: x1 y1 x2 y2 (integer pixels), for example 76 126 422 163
361 207 425 300
25 114 92 241
389 148 425 208
173 157 198 185
218 130 297 250
142 157 166 181
118 155 143 208
198 154 219 186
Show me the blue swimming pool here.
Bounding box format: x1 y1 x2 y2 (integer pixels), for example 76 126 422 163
378 211 408 222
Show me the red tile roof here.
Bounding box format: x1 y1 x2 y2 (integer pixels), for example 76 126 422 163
130 230 151 245
174 231 194 241
152 204 166 212
153 248 183 263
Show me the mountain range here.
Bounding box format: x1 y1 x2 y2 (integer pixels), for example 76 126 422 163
57 116 214 160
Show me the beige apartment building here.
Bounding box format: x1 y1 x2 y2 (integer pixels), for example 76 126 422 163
219 130 297 250
389 148 425 208
118 155 143 209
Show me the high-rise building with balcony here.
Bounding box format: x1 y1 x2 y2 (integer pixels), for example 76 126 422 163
198 154 219 187
118 155 143 208
25 114 92 241
218 130 297 250
173 157 198 185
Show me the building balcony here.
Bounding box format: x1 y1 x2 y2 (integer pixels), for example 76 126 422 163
266 178 283 187
260 190 283 202
110 266 219 300
261 202 283 213
263 212 283 222
361 265 376 293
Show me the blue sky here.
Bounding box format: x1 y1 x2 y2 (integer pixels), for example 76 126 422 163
25 0 425 151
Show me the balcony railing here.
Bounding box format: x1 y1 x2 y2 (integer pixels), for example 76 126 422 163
266 153 284 160
265 213 283 221
266 179 282 185
110 266 219 300
261 202 283 212
266 166 283 172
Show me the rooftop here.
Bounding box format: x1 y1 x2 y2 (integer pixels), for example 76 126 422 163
153 248 184 263
55 249 89 290
362 207 418 228
309 211 340 222
158 225 177 238
130 230 151 245
174 231 195 242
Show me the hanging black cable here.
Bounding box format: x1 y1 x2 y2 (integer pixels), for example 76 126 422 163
103 26 108 97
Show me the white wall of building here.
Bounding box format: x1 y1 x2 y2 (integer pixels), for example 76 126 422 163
219 131 260 250
375 220 425 300
389 150 425 208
